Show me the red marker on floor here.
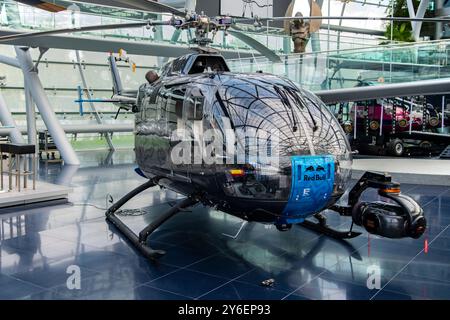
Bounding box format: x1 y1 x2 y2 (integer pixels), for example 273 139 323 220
424 239 428 254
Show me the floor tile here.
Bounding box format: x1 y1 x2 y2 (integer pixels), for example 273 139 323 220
147 269 228 299
0 274 44 300
201 281 288 300
1 151 449 300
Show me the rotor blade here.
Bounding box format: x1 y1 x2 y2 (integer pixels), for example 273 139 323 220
77 0 185 16
228 29 282 63
237 16 450 23
0 21 170 43
232 24 284 35
234 23 384 37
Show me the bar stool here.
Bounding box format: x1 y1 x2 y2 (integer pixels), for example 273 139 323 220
0 143 36 192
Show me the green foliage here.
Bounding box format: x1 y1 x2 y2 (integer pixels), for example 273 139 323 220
383 0 419 42
385 22 414 42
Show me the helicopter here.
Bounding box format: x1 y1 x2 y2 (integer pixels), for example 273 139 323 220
102 46 427 259
2 0 444 260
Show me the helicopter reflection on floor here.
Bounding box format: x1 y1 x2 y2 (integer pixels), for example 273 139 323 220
0 150 449 300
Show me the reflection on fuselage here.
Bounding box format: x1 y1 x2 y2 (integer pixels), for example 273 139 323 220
135 71 352 222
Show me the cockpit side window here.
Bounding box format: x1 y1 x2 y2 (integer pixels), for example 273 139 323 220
142 95 157 119
184 96 204 121
159 63 171 78
171 58 185 74
183 87 204 121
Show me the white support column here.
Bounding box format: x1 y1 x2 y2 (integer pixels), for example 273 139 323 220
406 0 416 19
0 92 25 143
0 54 20 68
407 0 430 41
24 78 38 174
0 53 24 141
434 0 444 40
15 46 80 165
24 79 37 146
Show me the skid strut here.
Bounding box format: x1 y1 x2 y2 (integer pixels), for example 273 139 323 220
300 213 362 240
105 179 198 259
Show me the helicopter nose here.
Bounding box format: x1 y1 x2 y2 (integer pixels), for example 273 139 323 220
220 155 337 226
276 155 336 226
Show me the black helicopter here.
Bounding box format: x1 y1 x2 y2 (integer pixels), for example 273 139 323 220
1 0 439 260
102 45 426 259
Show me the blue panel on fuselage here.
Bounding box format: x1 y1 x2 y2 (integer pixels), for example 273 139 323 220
280 155 335 224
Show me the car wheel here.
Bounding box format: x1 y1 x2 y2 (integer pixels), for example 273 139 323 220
429 117 439 127
419 141 432 148
388 139 404 157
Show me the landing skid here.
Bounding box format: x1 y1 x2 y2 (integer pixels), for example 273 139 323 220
299 213 362 240
105 179 198 260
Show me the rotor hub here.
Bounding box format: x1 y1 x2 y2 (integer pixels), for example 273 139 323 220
169 12 233 47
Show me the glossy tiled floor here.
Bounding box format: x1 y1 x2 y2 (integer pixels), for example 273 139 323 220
0 151 449 300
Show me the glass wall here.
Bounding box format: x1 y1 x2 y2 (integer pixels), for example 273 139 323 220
0 45 157 149
5 0 445 151
228 39 450 91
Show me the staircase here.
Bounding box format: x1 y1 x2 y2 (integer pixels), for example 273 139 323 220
439 145 450 159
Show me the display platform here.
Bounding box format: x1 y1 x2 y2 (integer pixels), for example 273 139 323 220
0 159 449 300
0 176 71 213
352 158 450 186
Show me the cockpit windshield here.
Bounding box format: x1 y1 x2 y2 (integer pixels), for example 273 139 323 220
207 75 353 201
188 56 230 74
215 77 351 167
